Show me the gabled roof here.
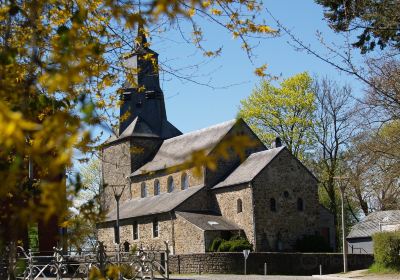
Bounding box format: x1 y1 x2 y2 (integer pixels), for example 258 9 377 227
347 210 400 239
104 185 204 222
131 119 238 176
176 211 241 231
212 147 285 189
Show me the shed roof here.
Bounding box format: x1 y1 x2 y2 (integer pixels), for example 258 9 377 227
212 147 285 189
176 211 241 231
104 185 204 222
131 119 238 176
347 210 400 239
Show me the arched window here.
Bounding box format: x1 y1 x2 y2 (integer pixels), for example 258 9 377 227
237 199 243 213
297 198 304 211
123 241 130 252
141 182 147 198
154 180 160 196
270 198 276 212
181 173 189 190
167 176 174 193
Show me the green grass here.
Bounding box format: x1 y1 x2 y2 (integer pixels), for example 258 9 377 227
368 263 400 274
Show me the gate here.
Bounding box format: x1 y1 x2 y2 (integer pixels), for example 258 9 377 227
0 242 169 280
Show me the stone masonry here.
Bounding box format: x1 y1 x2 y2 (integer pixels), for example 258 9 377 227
98 27 335 255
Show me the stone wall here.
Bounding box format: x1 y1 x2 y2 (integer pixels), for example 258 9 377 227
130 168 204 199
213 184 255 245
98 213 173 251
252 148 320 251
168 253 374 275
101 141 132 213
174 214 205 254
101 137 162 213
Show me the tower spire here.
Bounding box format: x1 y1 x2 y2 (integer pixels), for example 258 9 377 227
118 23 181 139
136 21 147 47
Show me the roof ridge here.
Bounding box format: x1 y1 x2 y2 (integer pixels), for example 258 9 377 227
162 119 237 143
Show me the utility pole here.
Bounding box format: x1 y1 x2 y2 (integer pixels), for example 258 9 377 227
111 183 127 280
334 176 350 273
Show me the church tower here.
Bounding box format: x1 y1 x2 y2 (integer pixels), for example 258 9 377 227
101 25 181 212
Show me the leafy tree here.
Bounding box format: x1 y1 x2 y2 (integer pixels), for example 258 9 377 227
0 0 276 247
346 121 400 213
238 72 316 159
66 158 102 250
316 0 400 53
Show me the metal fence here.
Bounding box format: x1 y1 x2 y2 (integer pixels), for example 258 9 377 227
0 242 169 280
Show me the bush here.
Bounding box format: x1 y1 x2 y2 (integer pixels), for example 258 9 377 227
295 234 331 252
373 231 400 270
217 241 232 252
210 236 252 252
209 237 223 252
369 262 400 274
228 239 253 252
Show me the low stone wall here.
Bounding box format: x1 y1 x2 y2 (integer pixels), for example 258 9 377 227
169 253 374 275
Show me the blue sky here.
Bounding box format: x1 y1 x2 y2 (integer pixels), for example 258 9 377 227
149 0 365 134
73 1 367 173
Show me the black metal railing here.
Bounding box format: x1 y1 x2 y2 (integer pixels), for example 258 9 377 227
0 241 169 280
349 244 368 254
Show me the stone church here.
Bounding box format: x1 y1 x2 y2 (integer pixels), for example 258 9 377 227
98 29 335 254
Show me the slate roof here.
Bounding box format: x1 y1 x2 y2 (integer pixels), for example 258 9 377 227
176 211 241 231
131 119 238 176
347 210 400 239
212 147 285 189
104 116 181 145
104 185 204 222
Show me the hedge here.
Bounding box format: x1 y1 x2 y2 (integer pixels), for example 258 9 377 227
372 231 400 270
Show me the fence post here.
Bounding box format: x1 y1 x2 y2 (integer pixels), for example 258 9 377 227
6 242 15 280
28 249 34 280
319 264 322 275
97 241 107 277
264 262 267 275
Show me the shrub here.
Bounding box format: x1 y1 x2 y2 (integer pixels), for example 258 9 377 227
229 235 242 241
372 231 400 270
217 241 232 252
295 234 331 252
228 239 253 252
209 237 223 252
369 262 400 274
213 236 252 252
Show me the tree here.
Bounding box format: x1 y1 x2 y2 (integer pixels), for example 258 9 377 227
316 0 400 53
346 121 400 213
267 3 400 123
311 77 357 249
0 0 276 248
238 72 316 159
365 57 400 121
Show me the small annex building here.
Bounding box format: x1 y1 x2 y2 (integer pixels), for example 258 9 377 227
97 28 335 254
347 210 400 254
